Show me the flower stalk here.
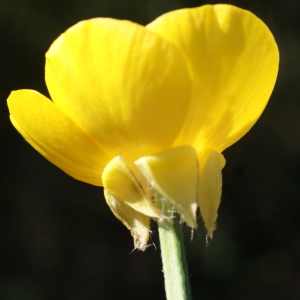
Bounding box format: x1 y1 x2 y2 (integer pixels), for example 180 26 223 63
158 200 192 300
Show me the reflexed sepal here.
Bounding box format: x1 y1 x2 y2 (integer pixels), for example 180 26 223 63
102 155 162 219
135 145 198 228
197 149 225 238
104 190 150 251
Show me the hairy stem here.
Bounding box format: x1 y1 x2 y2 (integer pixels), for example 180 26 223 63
158 212 192 300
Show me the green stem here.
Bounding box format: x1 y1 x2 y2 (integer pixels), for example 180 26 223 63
158 213 192 300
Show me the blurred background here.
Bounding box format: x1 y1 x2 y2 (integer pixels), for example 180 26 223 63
0 0 299 299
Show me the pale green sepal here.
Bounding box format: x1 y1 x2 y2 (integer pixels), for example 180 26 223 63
102 155 162 219
198 149 224 238
104 190 150 251
135 146 198 228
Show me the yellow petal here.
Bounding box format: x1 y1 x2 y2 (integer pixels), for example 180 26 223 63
135 146 198 228
147 4 279 152
197 149 225 238
104 190 150 251
45 18 192 161
102 155 162 219
7 90 111 185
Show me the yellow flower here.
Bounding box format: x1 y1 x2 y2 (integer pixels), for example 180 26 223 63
7 4 279 250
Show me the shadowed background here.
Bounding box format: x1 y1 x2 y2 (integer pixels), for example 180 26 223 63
1 0 299 299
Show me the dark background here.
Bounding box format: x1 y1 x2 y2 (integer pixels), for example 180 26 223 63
1 0 299 299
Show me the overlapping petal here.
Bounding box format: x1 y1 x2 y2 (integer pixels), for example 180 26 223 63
46 18 192 161
147 4 279 152
8 90 110 185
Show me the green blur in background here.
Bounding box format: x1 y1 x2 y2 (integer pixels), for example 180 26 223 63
1 0 299 299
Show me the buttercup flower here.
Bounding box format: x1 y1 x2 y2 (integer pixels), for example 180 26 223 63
7 4 278 250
